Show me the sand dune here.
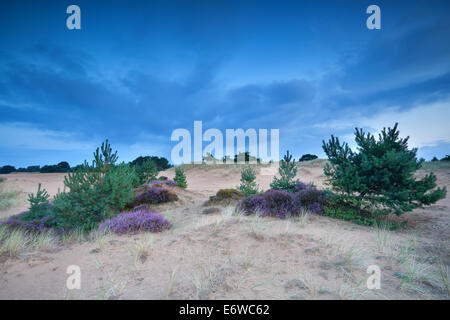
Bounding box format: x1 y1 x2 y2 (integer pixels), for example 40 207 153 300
0 162 448 299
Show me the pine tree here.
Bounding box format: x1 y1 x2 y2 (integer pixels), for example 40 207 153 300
239 166 259 196
322 123 447 216
174 167 187 188
134 159 158 185
50 139 136 230
270 150 298 192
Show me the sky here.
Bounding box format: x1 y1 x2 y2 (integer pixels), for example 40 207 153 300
0 0 449 167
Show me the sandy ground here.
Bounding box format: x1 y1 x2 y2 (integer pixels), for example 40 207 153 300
0 162 449 300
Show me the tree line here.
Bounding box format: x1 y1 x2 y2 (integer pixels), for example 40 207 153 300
0 156 172 174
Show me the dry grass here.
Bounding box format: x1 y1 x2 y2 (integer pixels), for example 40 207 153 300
0 227 59 257
0 181 22 211
130 235 153 270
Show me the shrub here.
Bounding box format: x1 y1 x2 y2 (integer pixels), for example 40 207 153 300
99 209 171 234
270 150 298 192
294 185 327 208
174 167 187 188
20 140 138 231
3 212 53 232
131 187 178 206
238 166 259 196
204 189 245 207
238 189 300 218
322 123 446 216
293 181 308 192
307 202 323 214
321 193 405 229
261 189 299 218
299 154 318 162
238 194 268 215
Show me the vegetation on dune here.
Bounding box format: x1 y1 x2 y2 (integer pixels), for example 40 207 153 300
204 188 245 207
322 123 446 222
299 154 318 162
238 166 259 196
132 158 159 185
238 181 327 218
130 187 178 207
99 209 171 234
0 121 447 241
174 167 187 188
270 150 298 192
129 155 172 171
0 178 21 211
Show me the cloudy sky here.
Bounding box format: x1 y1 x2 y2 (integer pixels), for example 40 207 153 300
1 0 449 167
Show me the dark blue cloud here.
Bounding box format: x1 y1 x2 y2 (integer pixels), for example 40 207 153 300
0 0 449 166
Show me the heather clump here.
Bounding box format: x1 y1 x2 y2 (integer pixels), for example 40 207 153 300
131 187 178 206
99 209 171 234
294 185 327 208
260 189 300 218
238 181 327 218
238 194 268 216
238 189 300 218
2 212 54 232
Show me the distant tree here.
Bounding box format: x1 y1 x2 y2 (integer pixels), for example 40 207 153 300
134 158 158 185
322 123 447 216
27 166 40 172
57 161 70 172
234 152 260 164
0 165 16 174
130 156 171 171
299 154 318 162
441 155 450 161
40 161 70 173
431 157 439 162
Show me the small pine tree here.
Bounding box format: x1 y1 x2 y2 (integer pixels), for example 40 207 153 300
25 183 52 220
51 140 136 230
270 150 298 192
238 166 259 196
322 123 447 216
174 167 187 188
